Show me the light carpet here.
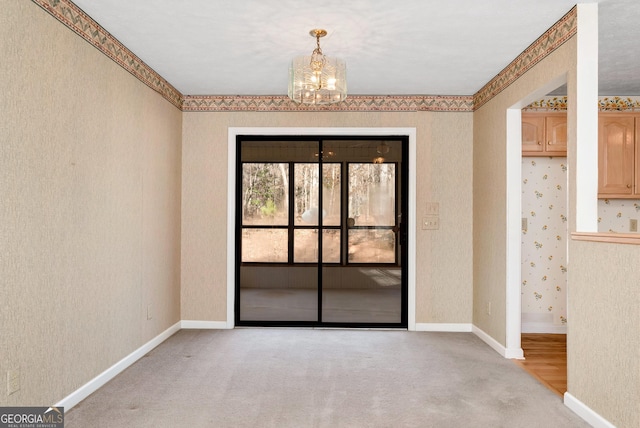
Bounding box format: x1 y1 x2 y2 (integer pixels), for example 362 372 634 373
65 329 588 427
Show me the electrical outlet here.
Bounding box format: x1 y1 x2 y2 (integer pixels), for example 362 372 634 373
425 202 439 215
422 216 439 230
522 218 528 231
486 301 491 316
630 219 638 232
7 370 19 395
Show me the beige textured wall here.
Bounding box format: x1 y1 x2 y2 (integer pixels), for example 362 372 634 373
568 241 640 428
181 111 473 324
0 1 182 406
422 112 474 322
472 40 576 343
474 25 640 426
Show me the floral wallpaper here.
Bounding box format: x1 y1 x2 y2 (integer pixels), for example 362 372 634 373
598 199 640 232
525 96 640 235
521 157 568 331
524 95 640 111
525 97 568 111
598 96 640 111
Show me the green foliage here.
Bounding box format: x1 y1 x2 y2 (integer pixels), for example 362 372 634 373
260 199 277 217
242 163 288 220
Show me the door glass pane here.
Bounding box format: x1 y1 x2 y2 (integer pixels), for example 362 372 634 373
321 229 341 263
294 163 341 226
348 229 396 263
322 164 341 226
240 265 318 321
294 229 319 262
241 229 288 263
348 163 396 226
295 163 320 225
347 162 397 263
242 163 289 226
294 229 341 263
322 266 402 323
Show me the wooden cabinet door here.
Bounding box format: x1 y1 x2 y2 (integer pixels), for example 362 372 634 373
598 115 635 196
522 115 544 153
636 118 640 195
545 115 567 153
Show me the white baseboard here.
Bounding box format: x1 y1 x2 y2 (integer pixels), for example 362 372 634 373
521 313 567 334
564 392 616 428
55 321 181 410
472 324 524 359
181 320 233 329
504 346 525 359
521 322 567 334
415 323 472 332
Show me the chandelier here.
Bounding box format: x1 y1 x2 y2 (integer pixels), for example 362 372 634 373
288 29 347 105
373 142 389 164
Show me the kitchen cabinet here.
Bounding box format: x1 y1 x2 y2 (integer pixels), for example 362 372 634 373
598 114 640 198
522 113 567 156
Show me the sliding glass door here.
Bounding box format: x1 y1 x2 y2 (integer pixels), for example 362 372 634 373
236 136 407 327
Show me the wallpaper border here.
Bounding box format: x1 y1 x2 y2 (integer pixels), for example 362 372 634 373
524 96 640 112
31 0 183 109
473 7 577 110
31 0 580 113
181 95 474 112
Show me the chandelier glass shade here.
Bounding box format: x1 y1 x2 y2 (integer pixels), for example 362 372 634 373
288 29 347 104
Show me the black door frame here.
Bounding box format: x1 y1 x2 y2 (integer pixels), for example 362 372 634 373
234 135 409 328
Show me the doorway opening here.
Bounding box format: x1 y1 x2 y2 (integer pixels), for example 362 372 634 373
521 106 569 338
518 96 569 396
235 136 408 328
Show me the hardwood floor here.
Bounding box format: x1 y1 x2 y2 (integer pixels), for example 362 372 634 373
515 333 567 397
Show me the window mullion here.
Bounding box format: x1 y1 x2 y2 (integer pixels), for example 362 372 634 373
288 161 295 264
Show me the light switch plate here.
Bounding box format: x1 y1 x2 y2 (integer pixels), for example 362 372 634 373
422 216 439 230
425 202 439 215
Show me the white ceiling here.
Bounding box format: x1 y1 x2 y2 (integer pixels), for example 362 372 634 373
71 0 638 97
597 0 640 95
